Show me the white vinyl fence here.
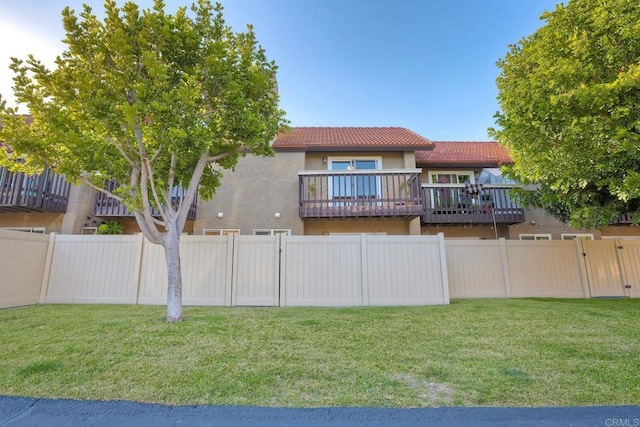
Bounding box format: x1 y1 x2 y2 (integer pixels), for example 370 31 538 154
0 230 638 309
26 232 450 307
0 229 50 308
446 238 636 299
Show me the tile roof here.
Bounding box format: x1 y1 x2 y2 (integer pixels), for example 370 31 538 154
273 127 434 151
415 141 512 167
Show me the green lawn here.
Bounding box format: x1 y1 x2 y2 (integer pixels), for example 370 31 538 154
1 299 638 407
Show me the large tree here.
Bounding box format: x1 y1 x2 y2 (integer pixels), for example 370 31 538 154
0 0 286 321
491 0 640 229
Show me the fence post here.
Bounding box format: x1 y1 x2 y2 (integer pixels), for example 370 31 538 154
360 233 369 306
225 233 234 307
613 238 631 298
575 239 591 298
279 233 287 307
230 233 240 307
132 233 145 305
499 238 512 298
437 232 450 304
39 232 57 304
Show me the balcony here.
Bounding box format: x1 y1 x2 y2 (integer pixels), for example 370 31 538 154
0 167 70 213
422 184 525 225
93 180 197 220
299 169 423 219
611 213 634 225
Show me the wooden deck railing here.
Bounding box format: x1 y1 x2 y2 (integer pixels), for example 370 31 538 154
0 167 70 213
93 180 197 220
422 184 525 225
299 169 423 219
611 213 635 225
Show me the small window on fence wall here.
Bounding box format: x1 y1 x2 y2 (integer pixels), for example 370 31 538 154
519 234 552 240
253 229 291 236
202 229 240 236
561 233 594 240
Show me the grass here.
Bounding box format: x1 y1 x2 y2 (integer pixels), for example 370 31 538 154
0 299 639 407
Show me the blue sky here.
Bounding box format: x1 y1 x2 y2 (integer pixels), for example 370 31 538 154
0 0 560 141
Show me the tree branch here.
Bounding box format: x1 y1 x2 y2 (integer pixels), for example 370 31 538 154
106 136 139 169
79 176 124 202
144 156 171 223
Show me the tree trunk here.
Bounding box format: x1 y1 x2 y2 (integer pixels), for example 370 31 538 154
163 221 183 322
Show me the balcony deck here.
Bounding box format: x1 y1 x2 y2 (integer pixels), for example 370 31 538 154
0 167 70 213
422 184 525 225
610 213 635 225
299 170 423 219
93 181 197 220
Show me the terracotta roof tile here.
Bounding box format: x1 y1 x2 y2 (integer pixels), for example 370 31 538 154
415 141 512 167
273 127 434 151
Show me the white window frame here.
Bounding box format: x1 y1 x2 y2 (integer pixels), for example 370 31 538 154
427 170 475 184
202 228 240 236
328 156 382 204
81 227 98 235
0 226 46 234
561 233 594 240
519 234 552 240
426 170 476 209
253 229 291 236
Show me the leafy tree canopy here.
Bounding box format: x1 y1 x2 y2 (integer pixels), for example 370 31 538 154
0 0 286 238
0 0 287 322
491 0 640 229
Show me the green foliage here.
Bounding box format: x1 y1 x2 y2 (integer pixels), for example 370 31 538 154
96 220 124 235
491 0 640 229
0 0 287 235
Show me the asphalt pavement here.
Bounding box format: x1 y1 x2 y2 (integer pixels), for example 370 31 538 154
1 395 638 426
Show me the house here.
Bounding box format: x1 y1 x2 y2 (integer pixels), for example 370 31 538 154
416 140 640 240
1 125 638 239
194 127 433 236
416 140 523 239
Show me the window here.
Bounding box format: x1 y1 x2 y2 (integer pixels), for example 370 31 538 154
561 233 594 240
519 234 552 240
328 157 381 201
81 227 98 235
427 171 474 210
253 229 291 236
202 229 240 236
428 171 474 184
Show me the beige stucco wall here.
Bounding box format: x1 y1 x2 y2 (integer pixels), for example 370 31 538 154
61 183 98 234
422 224 510 239
304 151 407 171
601 224 640 237
193 152 305 235
508 207 601 240
304 219 412 235
509 207 640 240
0 211 64 233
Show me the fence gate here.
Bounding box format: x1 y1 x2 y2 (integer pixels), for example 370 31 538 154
231 235 280 306
580 240 627 298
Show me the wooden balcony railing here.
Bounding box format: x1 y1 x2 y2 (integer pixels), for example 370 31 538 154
299 169 423 219
93 180 197 220
422 184 525 225
611 213 634 225
0 166 70 213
